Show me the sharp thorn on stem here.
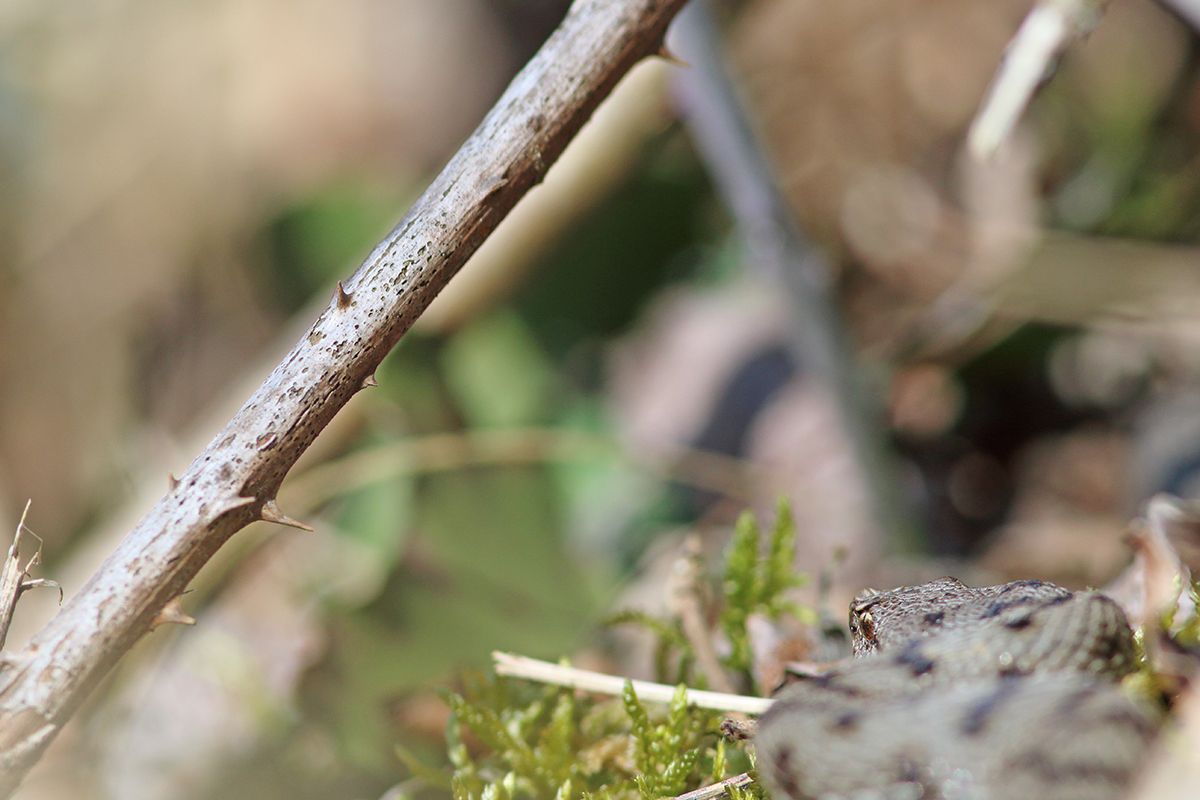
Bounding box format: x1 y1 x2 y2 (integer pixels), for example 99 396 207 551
21 578 62 604
260 499 315 531
150 595 196 630
656 44 689 68
335 281 353 309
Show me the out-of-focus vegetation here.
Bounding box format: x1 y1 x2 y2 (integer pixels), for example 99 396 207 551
5 0 1200 799
431 502 805 800
437 678 733 800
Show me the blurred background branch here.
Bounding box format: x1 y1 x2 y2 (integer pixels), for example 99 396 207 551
2 0 1200 797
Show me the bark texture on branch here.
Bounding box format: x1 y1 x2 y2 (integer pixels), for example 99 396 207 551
0 0 688 791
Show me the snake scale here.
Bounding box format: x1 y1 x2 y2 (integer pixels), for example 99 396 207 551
755 578 1163 800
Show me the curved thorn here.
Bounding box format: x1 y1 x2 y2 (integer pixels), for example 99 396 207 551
168 473 179 491
150 595 196 630
361 373 379 389
335 281 353 310
260 499 314 531
19 579 62 604
656 45 689 68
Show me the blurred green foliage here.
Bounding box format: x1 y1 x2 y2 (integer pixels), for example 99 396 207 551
244 131 727 795
442 311 560 428
424 502 811 800
719 503 810 693
1038 45 1200 240
430 676 733 800
606 500 812 694
265 181 412 313
516 133 722 371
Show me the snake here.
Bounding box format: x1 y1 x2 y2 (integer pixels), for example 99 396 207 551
754 578 1163 800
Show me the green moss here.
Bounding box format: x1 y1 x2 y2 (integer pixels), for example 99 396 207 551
719 501 811 693
418 503 812 799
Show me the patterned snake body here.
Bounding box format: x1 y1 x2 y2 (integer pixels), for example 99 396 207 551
755 579 1162 800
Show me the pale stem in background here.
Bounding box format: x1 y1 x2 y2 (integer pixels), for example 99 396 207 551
968 0 1110 159
491 651 773 715
669 0 902 558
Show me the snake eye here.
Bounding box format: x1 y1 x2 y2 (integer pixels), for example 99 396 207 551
851 609 875 643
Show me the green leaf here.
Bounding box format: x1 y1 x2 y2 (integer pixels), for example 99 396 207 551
712 740 727 781
603 610 689 651
763 500 800 601
623 681 653 771
538 691 577 782
452 773 475 800
719 501 812 687
441 310 558 428
720 510 762 675
336 475 412 557
394 743 452 789
660 747 700 796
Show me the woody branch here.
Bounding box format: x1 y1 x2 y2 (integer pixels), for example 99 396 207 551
0 0 690 792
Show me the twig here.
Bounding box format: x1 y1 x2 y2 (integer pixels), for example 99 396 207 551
278 427 779 514
0 0 691 792
668 773 755 800
0 503 60 652
669 0 906 552
491 652 772 715
0 504 32 653
120 427 781 630
968 0 1110 159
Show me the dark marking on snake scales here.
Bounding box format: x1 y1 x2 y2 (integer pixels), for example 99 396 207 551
755 578 1163 800
893 640 936 677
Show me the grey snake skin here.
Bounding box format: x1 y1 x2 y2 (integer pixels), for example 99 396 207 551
755 578 1162 800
